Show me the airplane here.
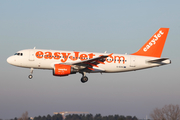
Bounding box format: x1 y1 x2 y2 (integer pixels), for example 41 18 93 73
7 28 171 83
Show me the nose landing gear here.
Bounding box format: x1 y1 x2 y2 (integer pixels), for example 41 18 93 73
28 75 33 79
28 68 33 79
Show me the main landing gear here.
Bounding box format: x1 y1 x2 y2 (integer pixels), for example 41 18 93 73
81 72 88 83
28 68 33 79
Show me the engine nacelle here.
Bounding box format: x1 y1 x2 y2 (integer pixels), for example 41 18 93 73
53 64 77 76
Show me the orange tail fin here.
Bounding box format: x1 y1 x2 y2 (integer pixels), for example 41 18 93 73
131 28 169 58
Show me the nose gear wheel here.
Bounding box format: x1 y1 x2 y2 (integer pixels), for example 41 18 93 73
28 68 33 79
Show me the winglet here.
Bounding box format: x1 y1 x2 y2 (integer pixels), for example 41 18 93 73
131 28 169 58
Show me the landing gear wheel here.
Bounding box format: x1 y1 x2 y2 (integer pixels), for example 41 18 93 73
81 76 88 83
28 75 33 79
28 68 34 79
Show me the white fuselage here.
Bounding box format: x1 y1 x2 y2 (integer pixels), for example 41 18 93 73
7 49 170 73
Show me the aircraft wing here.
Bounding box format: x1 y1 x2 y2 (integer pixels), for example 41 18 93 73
71 53 113 71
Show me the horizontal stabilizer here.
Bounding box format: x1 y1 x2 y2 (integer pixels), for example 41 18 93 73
147 58 171 64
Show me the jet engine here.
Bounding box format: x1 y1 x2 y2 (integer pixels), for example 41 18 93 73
53 64 77 76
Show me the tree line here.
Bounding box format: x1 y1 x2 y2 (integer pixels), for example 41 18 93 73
65 114 138 120
12 112 138 120
9 104 180 120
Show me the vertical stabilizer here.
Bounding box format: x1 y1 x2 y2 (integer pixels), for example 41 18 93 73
131 28 169 58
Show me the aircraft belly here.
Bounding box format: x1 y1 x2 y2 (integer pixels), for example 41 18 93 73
99 63 129 73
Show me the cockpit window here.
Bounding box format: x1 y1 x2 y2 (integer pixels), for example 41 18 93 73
14 53 23 56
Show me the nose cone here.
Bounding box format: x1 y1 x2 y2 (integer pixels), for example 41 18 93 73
7 56 14 65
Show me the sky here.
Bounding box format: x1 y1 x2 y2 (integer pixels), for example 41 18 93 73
0 0 180 119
